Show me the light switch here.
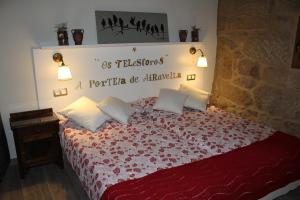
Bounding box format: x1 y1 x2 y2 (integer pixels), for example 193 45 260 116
53 89 60 97
61 88 68 95
187 74 196 81
53 88 68 97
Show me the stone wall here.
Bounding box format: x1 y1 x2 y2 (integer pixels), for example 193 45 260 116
211 0 300 136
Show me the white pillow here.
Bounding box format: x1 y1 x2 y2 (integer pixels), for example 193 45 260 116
179 84 210 111
97 96 134 124
59 96 110 132
153 88 187 114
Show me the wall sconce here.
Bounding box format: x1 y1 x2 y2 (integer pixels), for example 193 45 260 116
189 47 208 68
53 53 72 80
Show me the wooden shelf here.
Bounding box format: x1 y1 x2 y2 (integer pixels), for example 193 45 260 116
38 42 205 50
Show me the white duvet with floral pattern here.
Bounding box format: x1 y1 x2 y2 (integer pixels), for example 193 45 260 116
58 97 274 200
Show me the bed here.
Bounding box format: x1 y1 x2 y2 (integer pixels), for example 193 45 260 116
57 97 300 200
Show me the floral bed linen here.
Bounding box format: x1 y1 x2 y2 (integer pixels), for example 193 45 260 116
58 97 274 200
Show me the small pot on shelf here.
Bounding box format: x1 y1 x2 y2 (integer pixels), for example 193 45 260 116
71 29 84 45
179 30 188 42
55 22 69 46
191 26 200 42
57 30 69 46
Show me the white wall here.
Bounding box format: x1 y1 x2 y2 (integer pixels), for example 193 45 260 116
0 0 218 158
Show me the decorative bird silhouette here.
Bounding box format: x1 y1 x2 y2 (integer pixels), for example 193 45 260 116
136 21 141 32
101 19 106 29
108 18 113 30
113 15 118 25
146 24 150 35
160 24 164 33
141 20 146 30
161 24 165 38
119 18 124 33
154 25 159 36
130 17 135 26
151 26 154 35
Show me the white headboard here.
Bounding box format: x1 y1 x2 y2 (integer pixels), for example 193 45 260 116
33 43 210 111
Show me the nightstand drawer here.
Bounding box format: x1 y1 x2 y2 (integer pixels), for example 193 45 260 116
15 123 58 140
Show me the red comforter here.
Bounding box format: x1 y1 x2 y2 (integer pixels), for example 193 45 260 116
101 132 300 200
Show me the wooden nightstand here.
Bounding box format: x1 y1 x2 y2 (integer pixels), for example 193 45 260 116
10 108 63 179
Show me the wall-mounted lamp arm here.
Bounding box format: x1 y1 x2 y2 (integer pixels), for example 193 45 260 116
60 60 66 66
198 49 205 57
189 47 205 57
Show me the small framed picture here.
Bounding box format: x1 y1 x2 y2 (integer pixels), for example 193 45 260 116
95 11 169 44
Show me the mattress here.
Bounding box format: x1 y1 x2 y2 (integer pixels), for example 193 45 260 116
58 97 275 200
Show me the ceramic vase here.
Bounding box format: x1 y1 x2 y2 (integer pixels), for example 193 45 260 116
57 30 69 46
71 29 84 45
179 30 188 42
191 29 199 42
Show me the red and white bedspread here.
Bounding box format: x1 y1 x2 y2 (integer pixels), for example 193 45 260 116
58 97 274 200
101 132 300 200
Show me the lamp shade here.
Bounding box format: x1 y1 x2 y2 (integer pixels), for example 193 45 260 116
58 66 72 80
196 56 208 67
